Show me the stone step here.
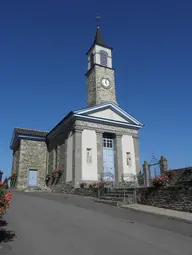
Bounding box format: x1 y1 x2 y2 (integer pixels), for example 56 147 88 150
94 199 120 207
99 195 137 204
113 188 134 192
106 190 135 194
99 196 123 201
105 192 134 197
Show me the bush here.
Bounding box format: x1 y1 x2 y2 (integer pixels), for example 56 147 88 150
0 182 12 217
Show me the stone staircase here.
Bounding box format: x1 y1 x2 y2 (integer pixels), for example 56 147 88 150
94 187 137 206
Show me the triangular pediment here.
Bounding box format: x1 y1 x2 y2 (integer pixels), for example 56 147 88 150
74 103 143 128
88 108 128 123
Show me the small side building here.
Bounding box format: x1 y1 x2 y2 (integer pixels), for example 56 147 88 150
10 128 48 189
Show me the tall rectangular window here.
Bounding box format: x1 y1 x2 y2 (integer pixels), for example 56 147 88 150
90 53 94 68
100 50 108 66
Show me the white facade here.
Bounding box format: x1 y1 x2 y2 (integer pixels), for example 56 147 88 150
80 129 137 182
81 129 98 181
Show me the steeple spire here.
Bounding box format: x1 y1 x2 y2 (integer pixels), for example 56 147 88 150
93 26 107 47
86 23 113 55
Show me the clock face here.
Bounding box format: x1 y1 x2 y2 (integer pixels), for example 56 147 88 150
101 78 110 88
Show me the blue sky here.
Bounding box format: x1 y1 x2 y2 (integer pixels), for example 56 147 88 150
1 0 192 178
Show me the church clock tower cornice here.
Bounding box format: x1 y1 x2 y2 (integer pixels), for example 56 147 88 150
86 25 117 107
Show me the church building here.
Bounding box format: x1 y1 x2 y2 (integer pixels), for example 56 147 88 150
10 26 143 190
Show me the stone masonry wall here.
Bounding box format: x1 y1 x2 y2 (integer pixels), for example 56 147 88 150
137 186 192 212
48 150 54 175
12 144 20 175
87 65 117 107
17 139 47 189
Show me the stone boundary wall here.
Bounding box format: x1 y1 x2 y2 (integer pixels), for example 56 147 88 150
137 186 192 212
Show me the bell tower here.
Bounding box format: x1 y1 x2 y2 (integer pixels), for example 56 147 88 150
86 26 117 107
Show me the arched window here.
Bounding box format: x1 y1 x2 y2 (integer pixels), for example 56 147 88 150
100 50 108 66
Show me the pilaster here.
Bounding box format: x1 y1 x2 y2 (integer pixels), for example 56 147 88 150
72 128 83 187
63 138 68 183
133 136 140 176
114 134 123 182
96 131 103 180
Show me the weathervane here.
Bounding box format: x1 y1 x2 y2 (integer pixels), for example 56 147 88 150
96 15 100 28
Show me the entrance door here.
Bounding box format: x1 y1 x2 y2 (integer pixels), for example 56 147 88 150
103 136 115 180
28 169 38 186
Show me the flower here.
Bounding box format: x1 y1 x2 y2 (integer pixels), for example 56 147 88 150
55 168 63 174
152 175 169 187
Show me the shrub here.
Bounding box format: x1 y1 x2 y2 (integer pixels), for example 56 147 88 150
0 182 12 217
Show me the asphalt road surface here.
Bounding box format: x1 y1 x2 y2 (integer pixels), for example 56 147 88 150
1 192 192 255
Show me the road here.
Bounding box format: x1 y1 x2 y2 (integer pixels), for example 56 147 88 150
1 192 192 255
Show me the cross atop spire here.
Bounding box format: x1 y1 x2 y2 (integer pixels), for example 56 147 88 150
96 15 100 28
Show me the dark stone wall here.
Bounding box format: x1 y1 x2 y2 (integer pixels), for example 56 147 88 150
16 140 47 189
137 186 192 212
12 143 20 176
70 188 98 197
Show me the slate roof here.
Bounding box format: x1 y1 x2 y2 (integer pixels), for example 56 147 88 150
14 128 48 138
86 27 112 55
93 27 107 47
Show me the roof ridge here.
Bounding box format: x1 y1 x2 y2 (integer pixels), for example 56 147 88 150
15 127 49 133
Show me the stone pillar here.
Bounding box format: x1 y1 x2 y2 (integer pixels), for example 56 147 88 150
133 135 140 177
96 131 103 181
72 128 83 188
159 156 168 176
143 161 150 187
114 134 123 182
58 139 67 184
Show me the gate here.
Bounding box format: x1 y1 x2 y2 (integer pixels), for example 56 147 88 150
149 154 160 179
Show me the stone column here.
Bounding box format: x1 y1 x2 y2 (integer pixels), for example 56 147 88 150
72 128 83 188
143 161 150 187
114 134 123 183
96 131 103 181
133 136 140 177
159 156 168 176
